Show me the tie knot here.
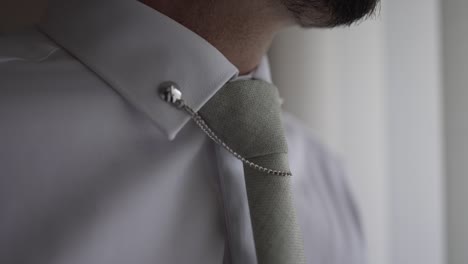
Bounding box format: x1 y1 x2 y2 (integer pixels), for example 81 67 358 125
199 79 288 159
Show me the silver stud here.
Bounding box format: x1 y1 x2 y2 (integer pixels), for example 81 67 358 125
159 82 184 108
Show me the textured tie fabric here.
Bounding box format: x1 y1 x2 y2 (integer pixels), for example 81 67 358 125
199 80 306 264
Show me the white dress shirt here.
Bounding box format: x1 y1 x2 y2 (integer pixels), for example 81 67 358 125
0 0 365 263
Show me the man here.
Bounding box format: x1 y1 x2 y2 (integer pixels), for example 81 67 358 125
0 0 377 263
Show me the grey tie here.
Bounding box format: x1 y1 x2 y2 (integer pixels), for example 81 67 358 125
198 80 306 264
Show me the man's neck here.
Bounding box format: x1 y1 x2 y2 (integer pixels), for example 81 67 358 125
141 0 289 74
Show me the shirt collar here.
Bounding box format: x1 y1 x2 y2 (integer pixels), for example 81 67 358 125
39 0 239 140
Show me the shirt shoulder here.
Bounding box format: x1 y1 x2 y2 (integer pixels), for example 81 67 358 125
283 111 341 169
282 111 355 211
283 112 366 263
0 28 88 94
0 28 154 140
282 111 350 201
0 28 118 104
0 28 59 63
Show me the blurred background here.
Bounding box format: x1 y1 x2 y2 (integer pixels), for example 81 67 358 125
1 0 467 264
270 1 466 264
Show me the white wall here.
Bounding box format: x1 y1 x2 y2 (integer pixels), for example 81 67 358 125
442 0 468 263
269 0 445 263
384 0 445 263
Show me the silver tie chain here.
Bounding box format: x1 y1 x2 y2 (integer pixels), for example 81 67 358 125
160 83 292 177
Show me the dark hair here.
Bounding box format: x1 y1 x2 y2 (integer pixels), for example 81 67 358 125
283 0 379 27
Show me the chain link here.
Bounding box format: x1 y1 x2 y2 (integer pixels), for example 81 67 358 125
177 99 292 177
